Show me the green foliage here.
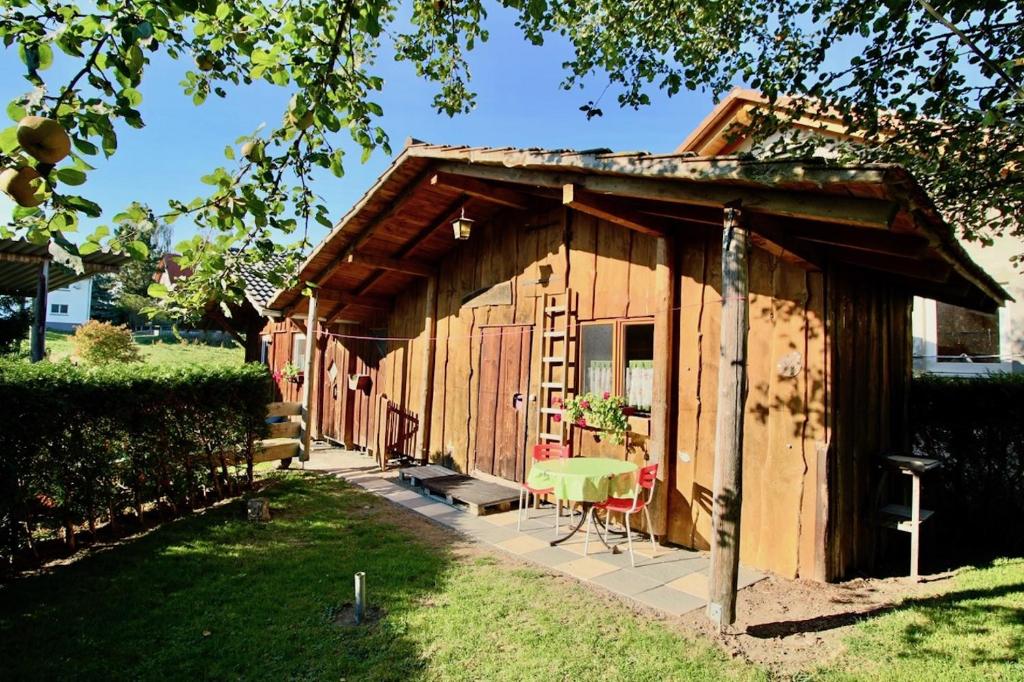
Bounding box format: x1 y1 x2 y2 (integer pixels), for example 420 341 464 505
562 391 630 445
70 319 142 365
0 294 29 354
910 373 1024 560
0 360 270 566
0 0 1020 321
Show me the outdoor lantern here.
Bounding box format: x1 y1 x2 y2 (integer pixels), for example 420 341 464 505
452 209 474 240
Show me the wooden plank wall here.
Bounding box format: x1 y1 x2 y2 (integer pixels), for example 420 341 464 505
668 227 831 579
824 262 912 580
262 318 304 403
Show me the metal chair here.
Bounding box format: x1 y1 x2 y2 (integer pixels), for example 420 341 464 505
585 463 659 566
518 443 571 532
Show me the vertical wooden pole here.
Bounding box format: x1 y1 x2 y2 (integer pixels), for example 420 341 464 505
707 206 750 630
648 236 675 537
30 259 49 363
419 275 438 463
301 291 319 462
910 471 921 580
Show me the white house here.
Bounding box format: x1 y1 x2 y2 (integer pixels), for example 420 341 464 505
46 277 93 332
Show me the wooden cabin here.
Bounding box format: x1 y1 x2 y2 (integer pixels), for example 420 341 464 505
263 141 1007 581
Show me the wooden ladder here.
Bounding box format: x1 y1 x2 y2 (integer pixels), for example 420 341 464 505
538 289 572 445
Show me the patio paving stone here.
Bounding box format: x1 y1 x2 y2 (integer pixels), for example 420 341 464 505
496 534 551 555
397 496 434 509
589 568 665 597
553 557 619 580
417 502 459 518
382 489 422 502
470 525 520 545
625 555 710 583
631 585 706 616
519 545 579 568
665 572 709 600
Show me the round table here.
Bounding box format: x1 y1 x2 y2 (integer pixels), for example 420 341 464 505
526 457 638 547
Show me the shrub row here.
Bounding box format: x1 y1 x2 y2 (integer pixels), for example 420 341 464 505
910 372 1024 560
0 360 271 568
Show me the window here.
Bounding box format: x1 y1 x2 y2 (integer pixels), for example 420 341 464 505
579 320 655 416
50 303 69 315
292 334 306 368
260 336 271 365
936 302 999 362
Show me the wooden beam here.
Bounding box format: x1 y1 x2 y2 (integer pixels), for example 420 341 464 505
431 172 534 210
707 206 749 631
831 250 951 284
311 169 433 286
325 196 469 324
315 290 392 310
418 275 438 463
750 215 930 258
30 259 48 363
300 290 319 462
562 184 669 236
648 236 674 537
435 162 899 229
0 252 46 265
344 253 436 277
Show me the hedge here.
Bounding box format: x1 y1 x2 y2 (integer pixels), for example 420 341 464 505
0 360 271 568
910 372 1024 560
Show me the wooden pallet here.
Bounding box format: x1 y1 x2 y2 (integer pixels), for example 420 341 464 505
398 465 520 516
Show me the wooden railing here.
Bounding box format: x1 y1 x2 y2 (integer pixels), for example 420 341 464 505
376 396 420 470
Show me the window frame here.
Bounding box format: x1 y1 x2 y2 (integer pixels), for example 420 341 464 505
578 317 655 418
291 333 306 368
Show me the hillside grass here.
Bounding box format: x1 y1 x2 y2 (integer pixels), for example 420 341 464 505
44 329 242 366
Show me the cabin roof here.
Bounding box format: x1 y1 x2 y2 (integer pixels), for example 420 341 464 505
0 237 126 296
267 140 1010 319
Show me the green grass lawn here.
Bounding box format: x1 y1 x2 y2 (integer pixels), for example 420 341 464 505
45 330 242 366
813 559 1024 681
1 473 1020 681
0 473 759 681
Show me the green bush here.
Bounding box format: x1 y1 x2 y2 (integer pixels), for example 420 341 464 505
0 360 271 569
910 373 1024 560
70 320 142 365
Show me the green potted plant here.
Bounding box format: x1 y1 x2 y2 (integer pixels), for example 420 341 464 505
280 361 303 385
561 391 630 445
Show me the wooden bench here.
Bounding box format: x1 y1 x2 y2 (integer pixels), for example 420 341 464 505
255 401 306 467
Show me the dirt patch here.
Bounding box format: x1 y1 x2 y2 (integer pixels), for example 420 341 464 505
677 571 956 673
329 603 387 627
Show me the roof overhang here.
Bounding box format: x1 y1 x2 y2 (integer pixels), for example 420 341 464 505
267 140 1009 318
0 237 128 296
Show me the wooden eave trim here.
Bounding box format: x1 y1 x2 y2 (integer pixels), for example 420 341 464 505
562 184 671 237
435 162 898 230
431 172 534 210
344 253 436 277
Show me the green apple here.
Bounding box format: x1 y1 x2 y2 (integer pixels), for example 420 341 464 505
16 116 71 165
0 166 45 207
195 52 217 71
286 109 315 131
241 139 264 162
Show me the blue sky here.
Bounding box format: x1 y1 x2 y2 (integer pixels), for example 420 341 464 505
1 6 721 251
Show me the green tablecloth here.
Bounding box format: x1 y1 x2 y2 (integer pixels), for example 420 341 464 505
526 457 638 503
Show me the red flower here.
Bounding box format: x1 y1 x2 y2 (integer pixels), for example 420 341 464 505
553 414 562 423
272 369 282 382
576 417 588 427
552 397 562 407
602 391 610 399
580 400 591 410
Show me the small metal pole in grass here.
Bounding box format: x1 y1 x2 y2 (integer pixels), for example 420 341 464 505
354 572 366 625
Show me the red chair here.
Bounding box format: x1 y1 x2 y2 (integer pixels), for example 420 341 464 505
585 463 659 566
518 443 571 532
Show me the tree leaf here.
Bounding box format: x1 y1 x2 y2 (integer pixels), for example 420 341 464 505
147 282 169 298
56 168 88 186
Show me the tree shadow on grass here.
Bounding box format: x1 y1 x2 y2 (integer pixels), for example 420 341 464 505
0 472 457 681
746 570 1024 667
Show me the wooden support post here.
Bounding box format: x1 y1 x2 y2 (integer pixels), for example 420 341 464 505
419 275 438 463
30 259 49 363
300 291 319 462
707 206 750 630
648 236 674 537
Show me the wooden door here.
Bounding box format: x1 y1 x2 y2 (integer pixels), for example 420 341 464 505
317 337 345 445
474 325 533 482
